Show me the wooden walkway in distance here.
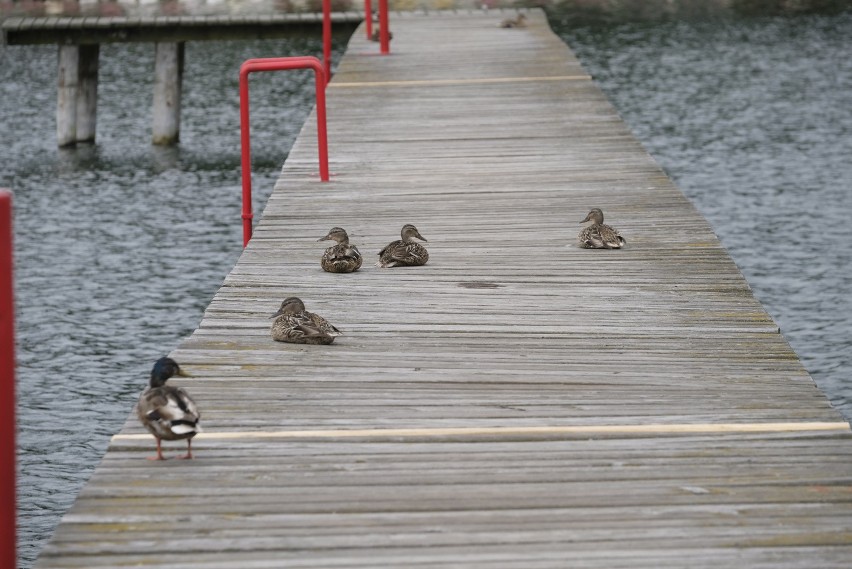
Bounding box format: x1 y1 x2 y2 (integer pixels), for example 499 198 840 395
35 9 852 568
2 12 362 44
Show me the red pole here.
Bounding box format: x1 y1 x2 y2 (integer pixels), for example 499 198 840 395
238 58 330 248
378 0 390 54
364 0 372 39
238 67 253 248
322 0 332 84
312 65 330 183
0 190 16 569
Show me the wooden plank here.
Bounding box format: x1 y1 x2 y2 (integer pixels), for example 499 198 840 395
33 9 852 569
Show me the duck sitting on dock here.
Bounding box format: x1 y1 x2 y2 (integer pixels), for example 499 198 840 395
137 357 201 461
578 208 626 249
318 227 363 273
369 29 393 42
271 297 341 345
500 13 526 28
377 224 429 268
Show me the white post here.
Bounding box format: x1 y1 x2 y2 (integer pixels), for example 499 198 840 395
76 44 99 144
57 45 79 147
152 42 184 145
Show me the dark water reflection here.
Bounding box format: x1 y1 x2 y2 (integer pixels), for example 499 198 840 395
4 7 852 569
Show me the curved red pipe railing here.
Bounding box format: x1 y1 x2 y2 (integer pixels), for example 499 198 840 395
239 57 329 248
0 189 16 569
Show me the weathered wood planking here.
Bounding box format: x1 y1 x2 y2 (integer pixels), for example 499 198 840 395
34 9 852 569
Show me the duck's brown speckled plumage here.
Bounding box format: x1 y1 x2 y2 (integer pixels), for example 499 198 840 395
137 357 201 460
500 13 527 28
377 224 429 268
271 297 341 345
578 208 626 249
318 227 362 273
369 28 393 41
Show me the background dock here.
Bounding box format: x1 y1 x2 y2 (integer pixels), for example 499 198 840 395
34 10 852 568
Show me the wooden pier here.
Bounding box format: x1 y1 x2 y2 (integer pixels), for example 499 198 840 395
33 9 852 568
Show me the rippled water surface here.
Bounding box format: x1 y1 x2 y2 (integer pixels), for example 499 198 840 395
4 10 852 568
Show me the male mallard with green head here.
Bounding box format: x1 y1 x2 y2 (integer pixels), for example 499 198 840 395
137 357 201 461
377 224 429 268
271 297 341 345
317 227 362 273
578 208 626 249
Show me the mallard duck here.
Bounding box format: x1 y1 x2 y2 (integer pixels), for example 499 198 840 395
578 208 626 249
137 357 201 461
376 224 429 268
369 28 393 42
317 227 362 273
271 297 341 345
500 13 526 28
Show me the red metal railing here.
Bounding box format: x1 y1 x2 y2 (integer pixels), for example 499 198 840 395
322 0 332 83
378 0 390 54
0 189 16 569
239 57 330 248
364 0 373 39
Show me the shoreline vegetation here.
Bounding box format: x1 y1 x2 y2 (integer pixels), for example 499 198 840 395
2 0 851 22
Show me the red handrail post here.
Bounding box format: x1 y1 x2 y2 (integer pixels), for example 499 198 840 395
364 0 372 39
239 57 330 248
378 0 390 54
0 190 16 569
322 0 332 84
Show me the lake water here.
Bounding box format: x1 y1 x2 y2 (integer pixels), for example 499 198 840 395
3 8 851 568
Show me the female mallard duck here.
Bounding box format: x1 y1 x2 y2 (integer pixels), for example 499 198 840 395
369 28 393 42
578 208 626 249
500 13 526 28
271 297 341 345
317 227 362 273
376 224 429 268
137 357 201 461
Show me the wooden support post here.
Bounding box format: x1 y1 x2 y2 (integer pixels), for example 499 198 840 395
152 42 184 145
76 44 99 144
56 45 79 147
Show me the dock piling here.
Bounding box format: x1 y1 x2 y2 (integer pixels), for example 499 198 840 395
57 44 100 146
56 45 79 147
75 44 99 144
152 42 184 146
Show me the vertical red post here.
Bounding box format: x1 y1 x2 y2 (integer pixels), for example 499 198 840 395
0 190 16 569
378 0 390 54
239 58 330 248
322 0 332 84
238 70 254 248
364 0 372 39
